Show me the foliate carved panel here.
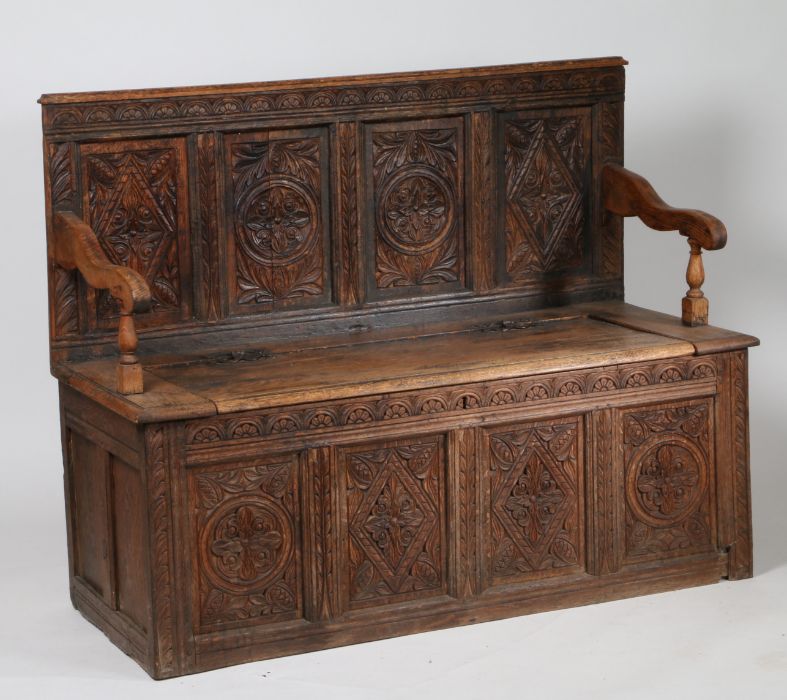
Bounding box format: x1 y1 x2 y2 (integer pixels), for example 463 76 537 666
366 119 465 295
484 418 583 583
622 399 715 561
226 129 330 312
502 109 590 281
190 456 302 630
341 436 446 608
80 138 191 327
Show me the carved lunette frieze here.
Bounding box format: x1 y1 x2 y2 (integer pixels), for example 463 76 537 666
44 68 625 133
185 356 717 448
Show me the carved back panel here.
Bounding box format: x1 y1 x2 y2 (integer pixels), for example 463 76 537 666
41 58 625 360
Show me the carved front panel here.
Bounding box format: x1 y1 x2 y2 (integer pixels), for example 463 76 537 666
339 436 447 609
226 128 331 313
622 399 715 562
483 417 584 585
365 119 465 297
501 109 590 283
79 138 191 327
190 455 302 631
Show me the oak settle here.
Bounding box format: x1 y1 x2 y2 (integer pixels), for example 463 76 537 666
40 57 758 678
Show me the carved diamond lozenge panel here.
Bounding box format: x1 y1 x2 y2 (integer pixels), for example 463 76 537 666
485 418 583 583
342 436 446 608
227 129 330 312
622 399 715 561
191 457 302 631
503 110 589 281
80 138 191 326
367 119 464 295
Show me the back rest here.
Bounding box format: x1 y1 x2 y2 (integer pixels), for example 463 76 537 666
41 57 625 361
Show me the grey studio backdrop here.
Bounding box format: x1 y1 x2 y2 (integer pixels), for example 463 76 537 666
0 1 785 698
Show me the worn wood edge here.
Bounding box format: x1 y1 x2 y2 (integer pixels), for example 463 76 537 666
578 301 760 355
40 57 627 105
191 342 696 414
52 330 695 421
53 363 217 423
187 555 725 677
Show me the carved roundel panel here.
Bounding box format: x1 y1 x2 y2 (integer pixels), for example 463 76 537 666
235 175 319 265
626 435 708 528
201 496 293 593
376 167 455 255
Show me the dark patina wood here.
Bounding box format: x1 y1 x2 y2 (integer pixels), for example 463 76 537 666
39 57 758 679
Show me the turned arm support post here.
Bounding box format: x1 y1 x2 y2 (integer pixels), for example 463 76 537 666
51 211 152 394
601 163 727 326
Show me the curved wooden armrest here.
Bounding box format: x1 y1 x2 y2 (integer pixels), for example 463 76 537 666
52 211 151 394
602 163 728 326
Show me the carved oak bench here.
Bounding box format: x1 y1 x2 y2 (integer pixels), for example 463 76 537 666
40 57 758 678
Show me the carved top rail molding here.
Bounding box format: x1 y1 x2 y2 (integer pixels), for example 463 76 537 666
39 57 626 134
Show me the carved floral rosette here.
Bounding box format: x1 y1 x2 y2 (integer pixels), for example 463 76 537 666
622 399 714 560
191 459 301 629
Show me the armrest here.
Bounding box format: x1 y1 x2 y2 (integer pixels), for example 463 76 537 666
52 211 151 394
601 163 727 326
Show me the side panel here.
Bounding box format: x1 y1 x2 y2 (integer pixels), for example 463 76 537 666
337 434 449 610
78 138 193 329
224 128 333 314
620 398 716 565
479 416 586 589
364 118 467 299
187 452 305 633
